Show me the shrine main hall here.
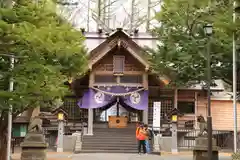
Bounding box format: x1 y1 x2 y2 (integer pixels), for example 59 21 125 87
66 28 227 134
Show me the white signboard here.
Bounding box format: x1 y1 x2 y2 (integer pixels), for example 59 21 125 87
153 102 161 131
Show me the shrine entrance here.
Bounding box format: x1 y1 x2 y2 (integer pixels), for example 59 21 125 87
78 86 148 128
93 97 142 123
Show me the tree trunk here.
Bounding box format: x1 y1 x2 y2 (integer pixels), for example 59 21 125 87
0 129 7 160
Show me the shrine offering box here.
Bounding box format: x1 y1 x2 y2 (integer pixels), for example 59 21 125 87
108 116 128 128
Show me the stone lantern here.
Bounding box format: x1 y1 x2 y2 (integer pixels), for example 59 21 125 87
20 115 48 160
52 108 68 152
166 108 183 154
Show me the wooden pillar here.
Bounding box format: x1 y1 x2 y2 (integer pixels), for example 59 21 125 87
142 72 148 124
194 92 198 129
174 89 178 109
87 72 94 135
87 108 93 135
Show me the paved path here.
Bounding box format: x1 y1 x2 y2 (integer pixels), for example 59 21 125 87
12 152 232 160
48 153 231 160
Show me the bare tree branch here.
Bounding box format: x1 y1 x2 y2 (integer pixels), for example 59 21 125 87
101 0 118 10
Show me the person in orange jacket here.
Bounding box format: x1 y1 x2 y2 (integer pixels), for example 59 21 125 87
136 122 147 154
136 122 140 138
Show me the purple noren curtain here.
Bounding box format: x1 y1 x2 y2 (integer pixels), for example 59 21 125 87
78 87 148 110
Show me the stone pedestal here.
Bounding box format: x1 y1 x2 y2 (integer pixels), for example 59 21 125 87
193 136 219 160
153 134 161 152
20 132 48 160
171 123 178 153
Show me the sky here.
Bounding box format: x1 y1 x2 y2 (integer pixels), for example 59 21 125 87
57 0 161 32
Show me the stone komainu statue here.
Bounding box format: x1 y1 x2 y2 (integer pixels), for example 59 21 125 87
28 117 43 133
197 115 207 136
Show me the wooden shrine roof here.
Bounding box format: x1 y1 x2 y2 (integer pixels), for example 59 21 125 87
88 28 150 71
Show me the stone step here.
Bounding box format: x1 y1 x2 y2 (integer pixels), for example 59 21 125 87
82 143 137 147
87 135 136 138
82 141 153 144
81 147 138 151
82 147 153 151
81 127 138 153
93 129 136 132
92 132 136 135
93 131 136 134
80 149 138 153
83 142 137 145
92 133 135 135
93 128 135 131
83 137 136 140
82 147 137 151
82 139 137 143
84 134 136 137
82 142 137 145
97 130 134 132
84 139 136 141
93 130 135 134
82 141 153 145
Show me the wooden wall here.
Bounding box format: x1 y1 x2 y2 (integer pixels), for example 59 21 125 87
92 47 145 73
211 100 240 131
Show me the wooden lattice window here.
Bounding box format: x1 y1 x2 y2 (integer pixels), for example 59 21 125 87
120 75 143 83
178 101 195 114
148 98 173 125
62 97 88 122
94 75 117 83
113 56 125 74
160 99 173 119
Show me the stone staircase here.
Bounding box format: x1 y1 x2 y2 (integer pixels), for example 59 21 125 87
81 127 138 153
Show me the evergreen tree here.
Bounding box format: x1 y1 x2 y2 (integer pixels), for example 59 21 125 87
0 0 87 159
151 0 240 89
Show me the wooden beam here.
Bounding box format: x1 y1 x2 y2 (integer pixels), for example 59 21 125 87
94 71 144 75
143 72 148 89
92 83 143 87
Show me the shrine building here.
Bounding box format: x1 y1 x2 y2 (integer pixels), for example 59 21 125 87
13 28 240 152
64 28 231 133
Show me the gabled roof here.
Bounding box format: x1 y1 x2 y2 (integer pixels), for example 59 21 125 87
51 107 68 118
88 28 150 70
84 31 158 52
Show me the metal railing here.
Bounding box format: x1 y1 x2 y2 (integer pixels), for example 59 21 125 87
177 129 234 151
147 126 236 151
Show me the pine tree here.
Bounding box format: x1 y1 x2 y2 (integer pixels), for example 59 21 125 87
0 0 87 159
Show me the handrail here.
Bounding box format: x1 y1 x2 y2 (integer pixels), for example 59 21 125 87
80 122 86 142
